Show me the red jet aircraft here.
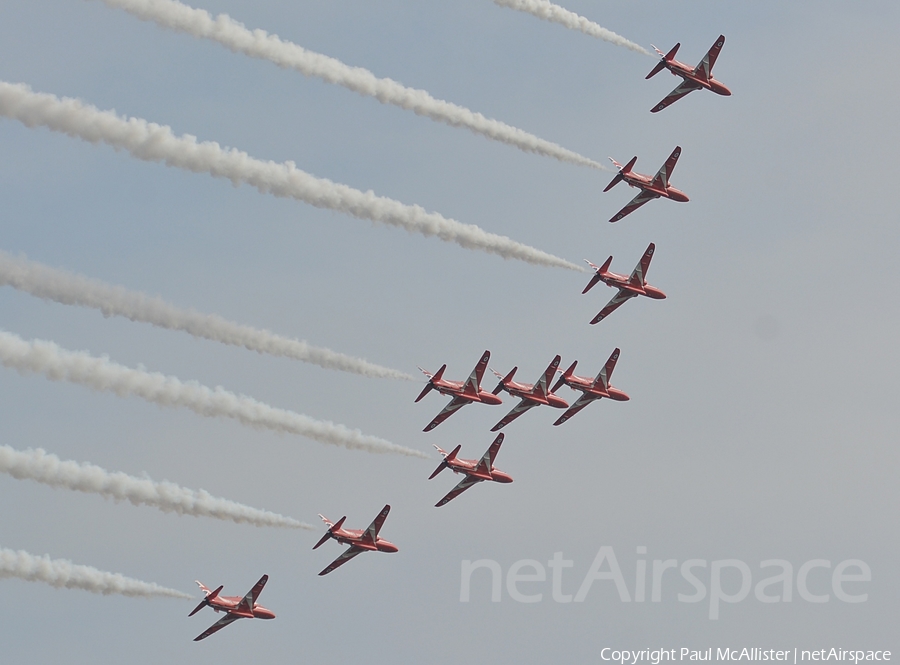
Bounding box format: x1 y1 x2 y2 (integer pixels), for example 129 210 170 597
489 355 569 431
416 350 502 431
189 575 274 641
605 146 688 223
552 348 629 425
647 35 731 113
313 504 398 575
583 243 666 324
430 433 513 507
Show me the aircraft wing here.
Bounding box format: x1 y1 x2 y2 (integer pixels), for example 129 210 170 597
553 392 601 426
472 432 504 476
435 475 483 507
590 289 637 324
490 398 538 432
194 613 241 642
649 146 682 191
595 348 621 390
423 395 469 432
463 350 491 396
651 79 701 113
533 355 561 399
318 545 365 576
235 574 268 615
609 189 658 223
694 35 725 81
361 504 391 545
629 243 655 286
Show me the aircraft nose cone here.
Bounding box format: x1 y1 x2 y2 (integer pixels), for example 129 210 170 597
670 190 689 203
381 542 399 553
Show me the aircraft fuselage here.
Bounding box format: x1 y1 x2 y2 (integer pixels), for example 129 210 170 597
433 380 503 405
446 457 513 484
599 271 667 300
330 529 399 553
563 376 630 402
622 172 689 202
665 60 731 96
500 381 568 408
208 597 275 619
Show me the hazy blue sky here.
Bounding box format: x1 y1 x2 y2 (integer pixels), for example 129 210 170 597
0 1 897 662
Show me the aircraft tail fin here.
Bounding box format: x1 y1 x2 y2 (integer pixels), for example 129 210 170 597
429 444 461 479
603 156 636 192
647 43 677 78
415 364 445 402
583 256 612 293
552 360 577 393
313 516 345 549
189 584 223 616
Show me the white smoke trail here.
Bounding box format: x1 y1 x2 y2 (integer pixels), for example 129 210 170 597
0 250 412 381
0 444 314 529
94 0 602 170
0 329 426 458
493 0 651 56
0 546 191 599
0 81 582 272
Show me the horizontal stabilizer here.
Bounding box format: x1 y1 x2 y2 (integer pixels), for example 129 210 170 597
429 459 447 480
492 367 517 395
414 382 434 403
313 532 332 550
552 361 577 393
603 172 624 193
188 598 208 617
646 60 666 79
599 255 613 272
582 272 603 294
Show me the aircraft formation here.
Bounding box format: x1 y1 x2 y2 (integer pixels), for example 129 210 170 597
183 31 731 642
0 4 730 643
